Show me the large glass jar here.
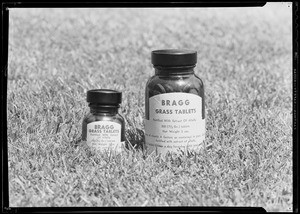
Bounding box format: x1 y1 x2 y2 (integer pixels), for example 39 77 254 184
145 49 205 155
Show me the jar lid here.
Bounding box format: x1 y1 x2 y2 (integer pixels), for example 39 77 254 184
87 89 122 105
151 49 197 67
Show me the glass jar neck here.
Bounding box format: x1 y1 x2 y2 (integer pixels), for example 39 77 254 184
154 65 195 76
89 104 119 115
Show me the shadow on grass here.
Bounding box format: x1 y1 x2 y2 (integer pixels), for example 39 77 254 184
125 127 145 151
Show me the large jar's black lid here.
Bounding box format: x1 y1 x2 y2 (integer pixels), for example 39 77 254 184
87 89 122 105
151 49 197 67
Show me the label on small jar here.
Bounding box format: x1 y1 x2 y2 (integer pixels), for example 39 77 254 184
87 121 123 152
145 92 205 155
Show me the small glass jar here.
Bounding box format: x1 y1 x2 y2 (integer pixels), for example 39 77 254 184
145 49 205 155
82 89 125 152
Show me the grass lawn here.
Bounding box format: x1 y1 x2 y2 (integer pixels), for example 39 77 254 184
7 3 293 211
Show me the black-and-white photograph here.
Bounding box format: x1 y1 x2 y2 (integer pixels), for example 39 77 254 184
6 2 292 212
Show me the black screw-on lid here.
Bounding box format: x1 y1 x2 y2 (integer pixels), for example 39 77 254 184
87 89 122 105
151 49 197 67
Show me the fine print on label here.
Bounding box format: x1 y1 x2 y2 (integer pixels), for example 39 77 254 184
145 93 205 155
87 121 123 152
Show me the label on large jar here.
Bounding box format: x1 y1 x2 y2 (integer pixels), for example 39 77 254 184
145 92 205 155
87 121 123 153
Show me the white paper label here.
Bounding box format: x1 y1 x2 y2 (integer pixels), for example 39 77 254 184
87 121 123 153
145 92 205 155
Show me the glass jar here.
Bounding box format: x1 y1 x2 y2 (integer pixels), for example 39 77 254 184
82 89 125 152
145 49 205 155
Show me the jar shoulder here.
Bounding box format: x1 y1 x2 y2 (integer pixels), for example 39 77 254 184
115 113 125 124
83 113 124 125
193 73 204 88
146 74 204 96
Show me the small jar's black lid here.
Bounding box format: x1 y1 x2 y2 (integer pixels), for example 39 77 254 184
87 89 122 105
151 49 197 67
